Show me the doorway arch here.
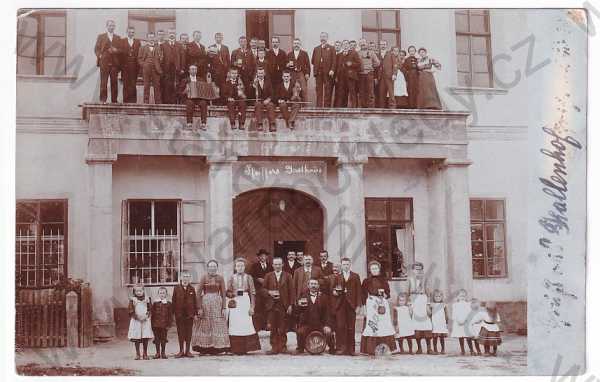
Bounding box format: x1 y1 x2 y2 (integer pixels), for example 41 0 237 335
232 188 325 262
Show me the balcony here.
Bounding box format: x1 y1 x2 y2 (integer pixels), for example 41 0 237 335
81 103 469 163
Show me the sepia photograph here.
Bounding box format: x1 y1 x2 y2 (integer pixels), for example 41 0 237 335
7 1 591 378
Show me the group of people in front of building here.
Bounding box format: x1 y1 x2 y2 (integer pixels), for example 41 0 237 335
127 250 502 359
95 20 443 132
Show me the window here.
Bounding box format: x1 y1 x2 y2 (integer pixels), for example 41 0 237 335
365 198 414 279
246 10 295 52
128 9 176 40
455 9 493 87
470 199 507 278
17 10 66 75
123 200 181 285
361 10 401 47
16 200 67 287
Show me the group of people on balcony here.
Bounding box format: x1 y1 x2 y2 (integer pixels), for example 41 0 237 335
95 20 443 131
127 251 503 359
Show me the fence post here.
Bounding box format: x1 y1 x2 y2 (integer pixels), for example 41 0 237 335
66 291 78 347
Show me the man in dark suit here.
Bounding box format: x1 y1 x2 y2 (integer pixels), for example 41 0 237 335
119 26 141 103
286 38 310 102
283 250 300 275
376 40 396 108
94 20 120 103
137 32 163 104
177 33 190 104
295 278 334 354
266 36 287 89
231 36 255 100
250 249 273 332
318 250 334 276
292 254 323 301
330 257 362 355
312 32 337 108
263 257 294 354
172 271 197 358
187 31 207 78
334 40 361 107
276 70 303 130
253 66 276 132
221 66 247 130
160 28 183 104
207 32 230 94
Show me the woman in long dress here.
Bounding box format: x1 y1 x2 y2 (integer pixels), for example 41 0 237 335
191 260 230 354
360 261 397 355
416 47 442 109
408 262 434 354
401 45 420 109
227 257 262 355
393 48 409 109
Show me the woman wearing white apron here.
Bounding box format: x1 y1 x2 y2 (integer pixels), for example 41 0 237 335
408 262 434 354
360 261 396 355
393 47 409 109
226 258 261 355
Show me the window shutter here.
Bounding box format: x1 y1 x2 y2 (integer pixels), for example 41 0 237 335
121 200 129 286
181 200 206 282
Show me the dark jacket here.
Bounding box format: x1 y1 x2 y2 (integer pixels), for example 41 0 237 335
151 301 173 328
161 40 183 72
311 44 337 77
250 260 274 290
336 50 361 81
94 32 121 68
283 259 301 275
266 48 288 83
275 81 301 103
187 41 207 76
297 292 333 329
253 78 275 102
137 44 163 74
119 37 141 69
292 266 324 301
221 78 246 100
318 261 334 276
172 284 197 319
329 271 363 310
286 49 311 76
263 271 294 310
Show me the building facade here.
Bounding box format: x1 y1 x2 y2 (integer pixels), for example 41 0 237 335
16 9 529 340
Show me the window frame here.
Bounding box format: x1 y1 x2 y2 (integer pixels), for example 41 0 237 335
455 9 493 88
17 10 67 76
470 198 508 279
123 198 182 287
15 199 68 288
364 197 414 281
361 9 401 48
267 9 295 52
127 10 176 42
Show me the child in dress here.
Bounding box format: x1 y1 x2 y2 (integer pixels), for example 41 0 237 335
393 293 415 354
466 298 483 356
450 289 471 355
151 286 173 359
408 262 433 354
430 289 449 354
127 283 154 360
477 301 502 356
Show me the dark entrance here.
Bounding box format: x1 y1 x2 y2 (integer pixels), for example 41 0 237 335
245 10 270 46
232 188 324 263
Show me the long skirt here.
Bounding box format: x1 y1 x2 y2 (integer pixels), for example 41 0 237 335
416 71 442 109
228 292 261 354
360 295 396 354
191 292 230 353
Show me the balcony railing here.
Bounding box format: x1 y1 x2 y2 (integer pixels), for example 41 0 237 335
81 103 470 162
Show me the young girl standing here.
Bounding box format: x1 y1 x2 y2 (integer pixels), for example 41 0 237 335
393 293 415 354
450 289 472 355
478 301 502 356
466 298 483 356
430 289 449 354
127 283 154 360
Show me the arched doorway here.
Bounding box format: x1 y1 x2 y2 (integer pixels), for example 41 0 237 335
233 188 324 262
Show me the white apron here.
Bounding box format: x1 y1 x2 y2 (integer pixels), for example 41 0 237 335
227 292 256 336
431 302 449 334
394 305 415 338
410 293 433 331
362 295 395 337
127 298 154 340
450 300 471 338
393 70 408 97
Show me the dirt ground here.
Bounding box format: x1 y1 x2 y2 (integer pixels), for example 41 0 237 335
15 331 527 376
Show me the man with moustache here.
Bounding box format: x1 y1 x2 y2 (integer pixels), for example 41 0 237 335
266 36 287 88
119 26 141 103
94 20 120 103
231 35 253 96
330 257 362 355
286 38 310 102
292 254 323 301
376 40 396 108
160 28 184 104
311 32 336 107
250 249 273 331
295 278 334 354
187 31 207 78
207 32 230 91
334 40 361 108
283 250 301 275
137 32 163 104
263 257 294 354
318 250 334 276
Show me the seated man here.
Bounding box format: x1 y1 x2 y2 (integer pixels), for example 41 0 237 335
180 64 219 131
221 66 247 130
295 278 334 354
276 70 302 130
253 66 276 132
